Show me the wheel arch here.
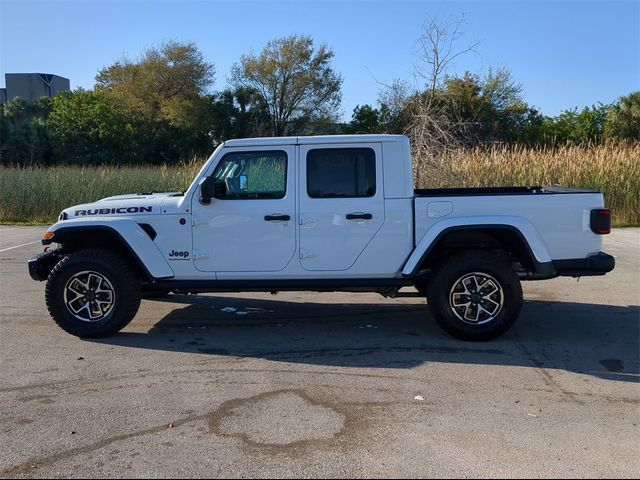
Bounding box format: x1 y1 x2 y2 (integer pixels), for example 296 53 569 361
44 220 174 281
403 218 555 278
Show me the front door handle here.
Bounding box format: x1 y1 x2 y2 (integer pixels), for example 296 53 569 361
346 213 373 220
264 214 290 222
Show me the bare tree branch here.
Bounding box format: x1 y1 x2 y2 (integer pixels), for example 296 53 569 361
405 14 480 186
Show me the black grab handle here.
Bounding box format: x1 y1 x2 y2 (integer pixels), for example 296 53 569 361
264 214 291 221
346 213 373 220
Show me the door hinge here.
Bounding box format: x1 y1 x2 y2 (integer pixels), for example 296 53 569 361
299 215 316 227
192 216 208 227
192 249 209 260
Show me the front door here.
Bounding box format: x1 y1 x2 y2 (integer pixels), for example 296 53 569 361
298 143 385 271
191 146 296 272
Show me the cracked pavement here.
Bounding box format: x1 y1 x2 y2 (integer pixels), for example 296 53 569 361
1 226 639 478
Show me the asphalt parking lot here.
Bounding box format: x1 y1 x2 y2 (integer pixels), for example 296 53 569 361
1 226 638 478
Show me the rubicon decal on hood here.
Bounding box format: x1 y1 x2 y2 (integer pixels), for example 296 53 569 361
74 206 153 216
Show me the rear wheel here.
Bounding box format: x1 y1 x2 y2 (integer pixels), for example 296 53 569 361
45 249 141 338
426 250 523 341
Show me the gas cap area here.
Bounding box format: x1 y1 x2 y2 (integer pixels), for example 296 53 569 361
427 201 453 218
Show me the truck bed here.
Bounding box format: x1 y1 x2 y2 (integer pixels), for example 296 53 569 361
413 187 605 261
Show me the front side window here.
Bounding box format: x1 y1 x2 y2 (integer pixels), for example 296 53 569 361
212 150 287 199
307 148 376 198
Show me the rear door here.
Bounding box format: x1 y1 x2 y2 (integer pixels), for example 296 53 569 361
298 143 384 271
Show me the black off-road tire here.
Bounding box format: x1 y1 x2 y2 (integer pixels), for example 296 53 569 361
426 250 523 341
45 249 141 338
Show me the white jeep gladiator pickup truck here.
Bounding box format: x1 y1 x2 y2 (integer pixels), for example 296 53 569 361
29 134 615 341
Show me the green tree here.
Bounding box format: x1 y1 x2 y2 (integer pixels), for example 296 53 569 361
1 97 53 165
231 34 343 136
345 105 381 133
540 104 609 145
210 87 271 142
574 105 608 142
504 103 545 144
605 92 640 140
96 40 216 162
47 89 136 164
443 68 538 144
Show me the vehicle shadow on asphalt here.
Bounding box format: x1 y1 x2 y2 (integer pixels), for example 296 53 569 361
93 294 640 383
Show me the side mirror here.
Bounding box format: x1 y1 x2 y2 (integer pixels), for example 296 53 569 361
214 181 227 198
199 176 216 204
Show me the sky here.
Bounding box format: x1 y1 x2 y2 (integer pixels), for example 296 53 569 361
1 0 638 120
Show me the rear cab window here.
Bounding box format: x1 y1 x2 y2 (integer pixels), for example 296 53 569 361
306 148 376 198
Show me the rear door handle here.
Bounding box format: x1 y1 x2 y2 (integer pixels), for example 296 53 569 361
264 214 290 222
346 213 373 220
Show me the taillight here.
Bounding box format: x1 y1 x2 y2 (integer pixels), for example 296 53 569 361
590 209 611 234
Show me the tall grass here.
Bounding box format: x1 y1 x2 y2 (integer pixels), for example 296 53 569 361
415 142 640 227
0 143 638 226
0 161 201 224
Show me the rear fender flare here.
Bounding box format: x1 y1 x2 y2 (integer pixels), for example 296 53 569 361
402 216 553 276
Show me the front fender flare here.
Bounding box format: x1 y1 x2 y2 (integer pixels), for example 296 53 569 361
45 218 175 279
402 216 553 277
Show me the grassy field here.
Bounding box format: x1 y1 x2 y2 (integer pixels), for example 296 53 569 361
1 142 638 226
417 142 639 227
0 162 201 224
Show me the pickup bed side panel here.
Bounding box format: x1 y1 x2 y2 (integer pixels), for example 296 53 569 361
411 193 604 269
47 218 175 279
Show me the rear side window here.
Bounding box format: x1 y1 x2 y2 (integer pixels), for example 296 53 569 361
307 148 376 198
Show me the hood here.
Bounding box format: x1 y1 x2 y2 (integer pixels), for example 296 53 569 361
61 192 182 220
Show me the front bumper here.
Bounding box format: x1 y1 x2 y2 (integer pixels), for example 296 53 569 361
553 251 616 277
28 249 64 281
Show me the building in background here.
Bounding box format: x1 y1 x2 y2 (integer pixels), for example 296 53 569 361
0 73 70 103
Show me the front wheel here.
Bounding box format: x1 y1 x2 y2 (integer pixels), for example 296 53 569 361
426 251 523 341
45 249 142 338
